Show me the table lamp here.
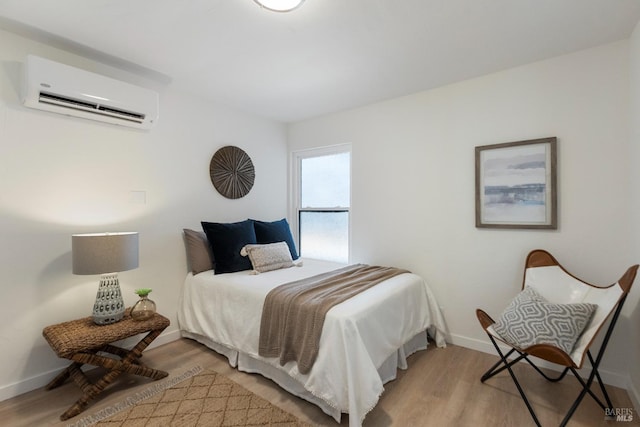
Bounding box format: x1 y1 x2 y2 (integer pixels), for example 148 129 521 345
72 232 139 325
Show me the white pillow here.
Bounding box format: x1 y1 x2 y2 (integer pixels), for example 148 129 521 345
240 242 294 274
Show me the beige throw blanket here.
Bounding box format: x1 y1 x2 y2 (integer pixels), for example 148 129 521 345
259 264 410 374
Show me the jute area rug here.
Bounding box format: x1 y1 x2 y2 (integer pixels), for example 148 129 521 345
68 366 311 427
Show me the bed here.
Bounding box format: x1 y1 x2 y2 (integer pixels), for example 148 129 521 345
177 255 447 426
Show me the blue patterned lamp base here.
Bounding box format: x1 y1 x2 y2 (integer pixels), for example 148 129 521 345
92 273 125 325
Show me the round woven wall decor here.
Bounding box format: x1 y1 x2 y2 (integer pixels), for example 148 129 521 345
209 146 255 199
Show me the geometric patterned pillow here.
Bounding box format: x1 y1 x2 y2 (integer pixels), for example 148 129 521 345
492 287 597 355
240 242 294 274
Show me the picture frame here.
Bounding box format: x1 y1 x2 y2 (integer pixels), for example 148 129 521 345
475 137 557 229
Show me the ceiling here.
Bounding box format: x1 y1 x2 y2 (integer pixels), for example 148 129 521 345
1 0 640 123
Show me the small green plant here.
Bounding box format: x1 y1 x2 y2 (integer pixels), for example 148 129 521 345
134 288 152 297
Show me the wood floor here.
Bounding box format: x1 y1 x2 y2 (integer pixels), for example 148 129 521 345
1 338 637 426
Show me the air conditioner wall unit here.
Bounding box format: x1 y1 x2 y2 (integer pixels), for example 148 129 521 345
22 55 159 130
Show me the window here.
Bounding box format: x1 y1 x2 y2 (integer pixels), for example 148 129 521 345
292 145 350 263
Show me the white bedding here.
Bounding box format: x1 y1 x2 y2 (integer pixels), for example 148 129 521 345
177 258 447 426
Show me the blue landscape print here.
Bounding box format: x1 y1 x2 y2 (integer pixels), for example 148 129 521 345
482 144 548 224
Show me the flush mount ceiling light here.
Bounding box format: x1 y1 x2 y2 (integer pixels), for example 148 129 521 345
253 0 305 12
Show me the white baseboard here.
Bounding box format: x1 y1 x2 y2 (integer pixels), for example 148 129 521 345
0 329 181 403
147 328 182 349
449 333 630 389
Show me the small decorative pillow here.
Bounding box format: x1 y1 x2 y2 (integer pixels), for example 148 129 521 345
492 287 597 355
241 242 294 274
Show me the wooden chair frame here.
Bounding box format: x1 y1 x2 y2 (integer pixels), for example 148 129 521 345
476 249 638 426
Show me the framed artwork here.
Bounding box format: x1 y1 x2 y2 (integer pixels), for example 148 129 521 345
475 137 557 229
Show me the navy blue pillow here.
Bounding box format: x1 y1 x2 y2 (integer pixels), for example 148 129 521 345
252 218 299 260
201 220 257 274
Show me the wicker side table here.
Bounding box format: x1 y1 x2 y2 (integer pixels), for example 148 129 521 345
42 310 170 420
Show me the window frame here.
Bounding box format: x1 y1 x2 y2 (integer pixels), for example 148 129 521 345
289 143 351 262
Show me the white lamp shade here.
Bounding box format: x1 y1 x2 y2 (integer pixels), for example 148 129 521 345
72 232 139 275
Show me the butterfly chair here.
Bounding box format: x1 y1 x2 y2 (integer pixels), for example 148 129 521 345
476 249 638 426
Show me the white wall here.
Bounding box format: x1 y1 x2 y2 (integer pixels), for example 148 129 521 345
289 41 635 390
0 29 288 400
628 22 640 410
